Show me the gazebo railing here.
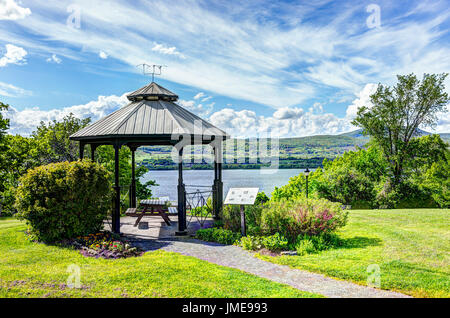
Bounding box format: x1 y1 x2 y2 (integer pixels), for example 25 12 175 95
184 185 213 228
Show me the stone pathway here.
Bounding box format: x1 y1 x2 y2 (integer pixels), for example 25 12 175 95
133 236 411 298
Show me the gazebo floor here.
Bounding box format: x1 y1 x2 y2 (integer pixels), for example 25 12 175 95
104 215 214 241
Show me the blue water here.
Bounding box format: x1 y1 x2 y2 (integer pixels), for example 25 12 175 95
141 168 308 200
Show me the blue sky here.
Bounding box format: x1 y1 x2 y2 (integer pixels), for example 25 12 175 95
0 0 449 137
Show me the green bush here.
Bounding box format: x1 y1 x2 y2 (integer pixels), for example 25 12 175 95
240 235 263 251
255 192 269 205
260 198 347 243
296 238 316 256
195 228 241 245
221 204 263 235
240 233 289 252
15 160 112 242
295 233 342 254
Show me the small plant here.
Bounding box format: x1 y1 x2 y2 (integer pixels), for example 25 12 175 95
262 233 289 252
295 233 343 256
296 239 316 256
240 236 263 251
240 233 289 252
255 192 269 205
195 228 241 245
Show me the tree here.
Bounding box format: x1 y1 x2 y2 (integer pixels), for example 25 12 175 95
32 113 91 164
0 102 11 194
352 73 449 186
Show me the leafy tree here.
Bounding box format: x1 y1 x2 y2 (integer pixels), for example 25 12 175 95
352 73 449 186
32 113 91 164
0 102 10 193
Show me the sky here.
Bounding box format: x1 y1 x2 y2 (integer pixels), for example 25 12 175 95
0 0 449 138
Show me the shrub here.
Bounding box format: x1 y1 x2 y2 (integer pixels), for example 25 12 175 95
221 204 263 235
195 228 241 245
15 160 112 242
240 235 263 251
260 198 347 243
262 233 288 251
296 239 316 256
255 192 269 205
295 233 342 255
240 233 289 252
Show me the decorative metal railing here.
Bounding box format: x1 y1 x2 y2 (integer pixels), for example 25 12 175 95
184 184 213 228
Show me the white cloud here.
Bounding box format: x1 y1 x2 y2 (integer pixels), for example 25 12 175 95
209 106 352 138
433 111 450 133
99 51 108 59
5 93 129 135
345 83 378 119
193 92 205 100
179 99 214 117
151 43 185 59
46 54 61 64
273 107 304 120
0 0 31 20
0 1 449 109
0 44 27 67
0 81 31 97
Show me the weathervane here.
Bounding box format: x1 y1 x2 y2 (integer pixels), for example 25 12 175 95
136 64 166 82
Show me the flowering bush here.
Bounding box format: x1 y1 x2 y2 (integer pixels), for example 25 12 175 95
260 198 348 243
69 232 143 259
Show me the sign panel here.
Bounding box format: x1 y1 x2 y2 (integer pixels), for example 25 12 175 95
224 188 259 205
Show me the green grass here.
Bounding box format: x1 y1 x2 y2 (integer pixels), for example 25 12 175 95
256 209 450 298
0 218 321 298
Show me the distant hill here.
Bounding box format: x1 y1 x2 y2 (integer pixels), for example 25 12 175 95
137 129 449 170
339 128 449 142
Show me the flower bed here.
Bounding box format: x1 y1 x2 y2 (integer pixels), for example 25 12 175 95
67 232 143 259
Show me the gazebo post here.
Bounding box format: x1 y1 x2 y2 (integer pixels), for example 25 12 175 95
113 141 121 234
79 142 85 160
212 140 223 219
176 148 187 235
130 146 137 208
90 144 97 161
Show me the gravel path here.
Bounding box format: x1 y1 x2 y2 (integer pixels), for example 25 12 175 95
134 237 411 298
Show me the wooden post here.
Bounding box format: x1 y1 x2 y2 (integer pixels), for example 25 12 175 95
90 144 97 161
213 145 219 219
240 205 246 236
79 142 85 160
130 147 137 208
112 142 121 234
176 148 187 235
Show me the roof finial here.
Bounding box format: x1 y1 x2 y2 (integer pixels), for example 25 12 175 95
136 63 166 82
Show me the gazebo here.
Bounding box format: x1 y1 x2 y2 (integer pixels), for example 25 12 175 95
69 82 228 235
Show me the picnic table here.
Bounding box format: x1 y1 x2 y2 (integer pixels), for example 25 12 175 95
125 199 173 227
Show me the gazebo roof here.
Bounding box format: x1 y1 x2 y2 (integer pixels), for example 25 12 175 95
69 82 228 145
127 82 178 102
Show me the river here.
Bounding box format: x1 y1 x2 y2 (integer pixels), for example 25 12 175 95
141 168 310 200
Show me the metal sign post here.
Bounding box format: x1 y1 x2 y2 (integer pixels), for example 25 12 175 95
224 188 259 236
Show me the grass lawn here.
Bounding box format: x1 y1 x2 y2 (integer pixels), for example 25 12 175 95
0 218 321 298
257 209 450 298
